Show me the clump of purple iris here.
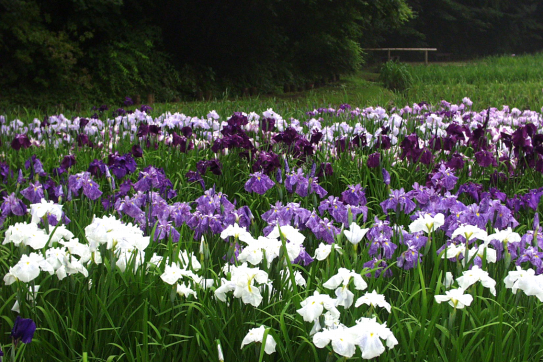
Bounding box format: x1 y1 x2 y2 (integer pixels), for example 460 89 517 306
430 164 458 191
134 166 176 199
284 162 327 198
197 159 223 176
107 152 137 179
68 172 103 200
244 172 275 195
25 155 46 178
1 193 27 217
380 188 416 215
124 96 134 106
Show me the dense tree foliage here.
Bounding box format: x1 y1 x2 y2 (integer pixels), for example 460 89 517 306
0 0 412 106
2 0 541 106
382 0 543 58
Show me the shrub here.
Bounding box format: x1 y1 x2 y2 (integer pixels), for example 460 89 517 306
379 61 413 91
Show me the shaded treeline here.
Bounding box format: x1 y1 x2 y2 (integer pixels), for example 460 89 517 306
0 0 410 106
380 0 543 60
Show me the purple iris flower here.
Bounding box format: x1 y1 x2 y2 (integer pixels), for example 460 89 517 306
115 196 144 219
293 246 314 266
380 188 417 215
124 96 134 106
224 206 254 229
60 155 76 170
516 246 543 273
186 171 205 190
397 245 421 270
1 193 27 216
11 316 36 346
0 162 12 182
154 218 180 242
341 184 367 206
431 164 458 191
20 182 45 203
382 168 391 185
68 172 102 200
88 159 108 178
25 155 45 178
11 134 31 151
170 202 192 227
244 172 275 195
314 217 340 244
363 258 392 278
367 152 380 168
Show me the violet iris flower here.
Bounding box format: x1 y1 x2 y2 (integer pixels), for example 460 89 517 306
1 193 27 216
11 316 36 346
20 182 45 203
244 172 275 195
380 188 417 215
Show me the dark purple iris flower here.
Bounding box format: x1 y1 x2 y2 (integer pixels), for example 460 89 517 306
445 153 465 170
11 134 31 151
252 151 280 175
131 144 143 158
244 172 275 195
112 108 127 117
367 152 380 168
88 159 107 177
11 316 36 346
61 155 76 170
197 159 223 176
77 133 92 147
260 117 275 132
316 162 333 179
474 150 497 167
140 105 153 113
0 162 11 182
124 96 134 106
108 152 137 179
273 127 300 146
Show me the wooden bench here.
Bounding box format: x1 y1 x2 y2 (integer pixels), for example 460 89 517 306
364 48 438 65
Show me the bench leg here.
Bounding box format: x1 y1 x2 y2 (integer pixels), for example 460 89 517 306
425 51 428 65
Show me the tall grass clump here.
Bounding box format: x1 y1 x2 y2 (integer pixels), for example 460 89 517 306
379 61 413 92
